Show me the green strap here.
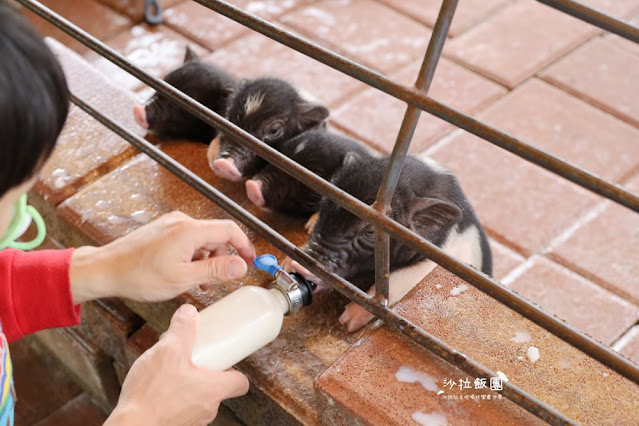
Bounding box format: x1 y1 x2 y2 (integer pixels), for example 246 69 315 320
0 195 47 251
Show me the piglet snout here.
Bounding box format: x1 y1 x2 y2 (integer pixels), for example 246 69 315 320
291 260 330 293
245 179 265 207
133 105 149 129
212 157 242 182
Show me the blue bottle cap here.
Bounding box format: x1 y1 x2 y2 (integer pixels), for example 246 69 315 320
253 254 282 277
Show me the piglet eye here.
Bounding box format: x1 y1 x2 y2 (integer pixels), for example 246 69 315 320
267 124 283 139
361 227 375 239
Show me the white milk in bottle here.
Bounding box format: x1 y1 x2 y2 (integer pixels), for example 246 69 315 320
191 254 314 371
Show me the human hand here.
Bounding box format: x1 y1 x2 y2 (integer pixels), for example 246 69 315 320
105 304 249 426
70 211 256 304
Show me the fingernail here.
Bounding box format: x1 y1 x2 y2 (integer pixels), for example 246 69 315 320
178 304 197 318
227 258 245 277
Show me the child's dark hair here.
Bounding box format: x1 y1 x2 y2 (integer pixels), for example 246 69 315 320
0 4 69 196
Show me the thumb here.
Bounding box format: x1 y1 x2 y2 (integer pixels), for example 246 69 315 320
215 370 250 400
165 304 199 352
186 255 248 284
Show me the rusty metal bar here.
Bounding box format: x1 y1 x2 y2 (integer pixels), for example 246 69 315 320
188 0 639 214
70 92 575 425
17 0 639 388
536 0 639 43
373 231 390 305
373 0 459 304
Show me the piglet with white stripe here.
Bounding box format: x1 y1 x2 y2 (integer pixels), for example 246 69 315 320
211 78 329 181
293 153 492 332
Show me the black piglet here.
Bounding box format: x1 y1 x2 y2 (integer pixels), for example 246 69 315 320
133 46 236 144
245 129 371 217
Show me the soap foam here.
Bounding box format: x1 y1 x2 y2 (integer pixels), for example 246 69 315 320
412 411 448 426
449 284 469 296
395 366 438 392
510 331 531 343
527 346 540 363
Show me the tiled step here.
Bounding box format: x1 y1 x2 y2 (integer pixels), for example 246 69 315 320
316 328 542 426
444 1 639 88
429 78 639 257
9 336 83 425
78 299 145 366
615 326 639 366
33 393 108 426
17 0 131 55
315 267 639 425
33 326 121 412
281 0 432 75
35 38 143 208
97 0 184 23
379 0 511 37
123 323 160 369
83 23 210 95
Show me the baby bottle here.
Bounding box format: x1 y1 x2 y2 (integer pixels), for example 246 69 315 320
191 254 314 371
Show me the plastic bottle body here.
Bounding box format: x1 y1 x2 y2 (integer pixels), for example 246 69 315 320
191 286 289 371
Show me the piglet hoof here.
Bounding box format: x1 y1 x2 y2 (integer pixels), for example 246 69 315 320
339 302 375 333
133 105 149 129
245 180 265 207
212 158 242 182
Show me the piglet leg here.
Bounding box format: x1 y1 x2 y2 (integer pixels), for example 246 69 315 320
340 259 438 332
245 179 265 207
133 105 149 129
291 262 380 332
207 137 220 171
304 212 319 235
339 292 375 332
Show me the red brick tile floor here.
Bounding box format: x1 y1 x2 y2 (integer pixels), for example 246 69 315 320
12 0 639 422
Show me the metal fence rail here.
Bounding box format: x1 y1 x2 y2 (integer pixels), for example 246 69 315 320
16 0 639 424
191 0 639 214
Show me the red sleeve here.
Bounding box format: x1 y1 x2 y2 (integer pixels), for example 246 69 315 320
0 248 81 343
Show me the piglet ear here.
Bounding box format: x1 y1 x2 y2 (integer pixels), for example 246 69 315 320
298 102 330 130
184 46 199 64
409 197 463 240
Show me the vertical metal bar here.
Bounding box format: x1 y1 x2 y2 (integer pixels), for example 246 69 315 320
373 0 459 303
374 231 391 305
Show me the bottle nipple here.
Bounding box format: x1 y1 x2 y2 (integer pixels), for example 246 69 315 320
254 254 315 314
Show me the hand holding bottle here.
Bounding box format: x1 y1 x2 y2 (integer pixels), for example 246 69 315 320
69 211 256 304
105 304 249 426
